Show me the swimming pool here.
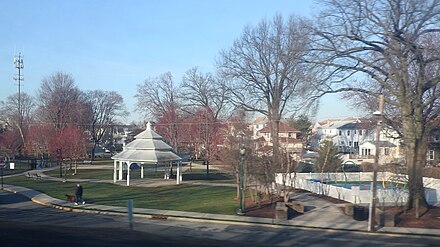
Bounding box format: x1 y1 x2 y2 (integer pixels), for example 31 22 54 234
327 181 404 190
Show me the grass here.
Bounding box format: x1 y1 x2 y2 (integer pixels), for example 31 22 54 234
4 170 238 215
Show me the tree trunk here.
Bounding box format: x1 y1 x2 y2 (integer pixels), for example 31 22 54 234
91 141 98 161
402 114 429 210
270 117 280 168
405 138 428 210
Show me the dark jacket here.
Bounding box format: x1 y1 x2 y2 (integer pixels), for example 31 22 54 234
75 185 83 197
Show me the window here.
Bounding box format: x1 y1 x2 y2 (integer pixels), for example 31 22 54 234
349 141 352 146
340 141 345 145
354 130 357 134
362 149 371 156
347 130 350 136
354 142 359 147
428 150 435 160
359 130 363 135
384 148 390 156
339 130 342 136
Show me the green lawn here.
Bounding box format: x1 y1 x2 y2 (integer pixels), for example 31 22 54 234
4 173 238 215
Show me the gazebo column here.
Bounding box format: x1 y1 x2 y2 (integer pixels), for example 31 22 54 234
113 160 117 183
141 164 144 179
127 162 131 186
176 161 182 185
118 161 123 181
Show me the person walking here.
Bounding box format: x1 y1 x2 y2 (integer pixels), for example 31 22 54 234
75 183 85 205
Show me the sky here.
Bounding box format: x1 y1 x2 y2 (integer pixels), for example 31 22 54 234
0 0 359 124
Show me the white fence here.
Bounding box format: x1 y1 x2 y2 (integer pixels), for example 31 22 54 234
275 172 440 206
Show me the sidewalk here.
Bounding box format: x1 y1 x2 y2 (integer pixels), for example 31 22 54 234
3 168 440 237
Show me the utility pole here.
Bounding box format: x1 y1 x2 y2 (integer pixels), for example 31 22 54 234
13 53 24 134
368 94 384 232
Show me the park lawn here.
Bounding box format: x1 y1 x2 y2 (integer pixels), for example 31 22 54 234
3 175 238 215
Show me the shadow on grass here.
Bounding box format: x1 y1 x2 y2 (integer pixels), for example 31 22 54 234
170 173 232 181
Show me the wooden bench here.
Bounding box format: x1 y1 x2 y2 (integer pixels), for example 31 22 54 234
25 172 33 179
35 173 42 180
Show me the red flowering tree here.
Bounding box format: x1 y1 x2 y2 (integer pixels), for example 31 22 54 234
25 124 52 162
25 124 89 175
48 124 90 176
0 129 22 160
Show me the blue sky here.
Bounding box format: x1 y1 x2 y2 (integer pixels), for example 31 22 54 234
0 0 358 123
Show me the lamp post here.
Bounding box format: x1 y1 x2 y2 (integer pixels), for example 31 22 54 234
368 95 384 232
236 145 246 215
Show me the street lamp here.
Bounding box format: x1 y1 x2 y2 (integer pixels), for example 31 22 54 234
368 95 384 232
236 145 246 215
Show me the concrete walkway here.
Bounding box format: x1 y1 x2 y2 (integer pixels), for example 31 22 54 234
3 168 440 237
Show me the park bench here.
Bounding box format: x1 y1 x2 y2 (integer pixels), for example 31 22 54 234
26 173 42 180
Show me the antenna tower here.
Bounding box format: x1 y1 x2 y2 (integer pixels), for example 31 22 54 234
14 52 24 129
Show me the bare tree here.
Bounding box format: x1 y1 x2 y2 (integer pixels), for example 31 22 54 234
135 72 182 150
310 0 440 209
84 90 126 159
0 92 34 147
217 14 317 166
181 67 230 173
36 72 86 131
182 67 229 119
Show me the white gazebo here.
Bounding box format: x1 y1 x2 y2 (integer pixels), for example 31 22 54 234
111 122 182 186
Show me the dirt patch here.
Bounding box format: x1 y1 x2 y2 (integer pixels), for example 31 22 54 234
385 207 440 229
244 196 283 219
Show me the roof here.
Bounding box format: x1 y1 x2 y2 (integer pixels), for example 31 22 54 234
112 122 181 163
259 121 300 133
361 141 396 148
253 116 268 124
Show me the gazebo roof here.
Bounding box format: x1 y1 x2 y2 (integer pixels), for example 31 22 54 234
112 122 181 163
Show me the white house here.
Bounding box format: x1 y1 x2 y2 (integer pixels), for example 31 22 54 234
312 117 403 165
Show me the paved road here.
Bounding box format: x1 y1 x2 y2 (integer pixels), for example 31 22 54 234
1 190 439 247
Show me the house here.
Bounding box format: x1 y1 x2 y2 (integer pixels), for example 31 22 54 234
358 141 400 164
311 117 402 165
251 116 269 139
428 128 440 167
311 117 374 154
254 121 303 159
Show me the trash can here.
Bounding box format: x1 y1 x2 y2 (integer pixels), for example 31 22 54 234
353 205 365 221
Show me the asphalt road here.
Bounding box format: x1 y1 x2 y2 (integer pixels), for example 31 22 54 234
1 189 439 247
